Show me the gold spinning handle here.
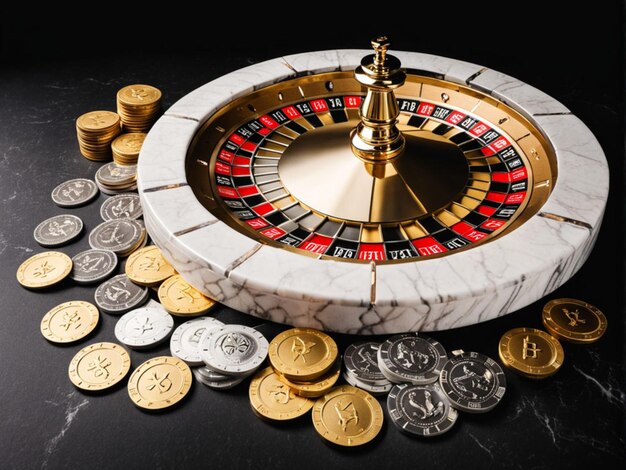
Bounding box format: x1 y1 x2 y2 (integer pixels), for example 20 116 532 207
350 36 406 162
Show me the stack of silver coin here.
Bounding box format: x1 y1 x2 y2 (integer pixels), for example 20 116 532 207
342 342 392 396
181 323 269 390
95 162 137 195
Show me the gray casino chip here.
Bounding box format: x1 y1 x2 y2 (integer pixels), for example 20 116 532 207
70 249 118 284
439 350 506 413
378 333 447 385
387 383 458 437
344 342 390 386
94 274 149 314
51 178 99 207
33 214 83 247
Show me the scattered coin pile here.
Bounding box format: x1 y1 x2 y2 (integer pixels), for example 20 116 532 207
117 85 162 132
498 298 607 379
112 133 146 165
76 111 121 161
95 162 138 194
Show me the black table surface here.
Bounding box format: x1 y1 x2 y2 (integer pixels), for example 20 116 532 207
1 11 624 470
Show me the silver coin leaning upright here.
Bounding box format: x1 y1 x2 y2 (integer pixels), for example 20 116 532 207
51 178 99 207
199 324 269 377
94 273 149 314
100 193 142 220
33 214 83 247
114 306 174 349
88 219 144 254
70 249 118 284
170 317 224 366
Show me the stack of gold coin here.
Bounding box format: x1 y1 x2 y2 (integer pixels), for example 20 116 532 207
111 133 146 165
117 85 161 132
76 111 121 161
267 328 340 398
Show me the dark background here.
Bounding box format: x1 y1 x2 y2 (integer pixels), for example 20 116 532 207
1 6 624 469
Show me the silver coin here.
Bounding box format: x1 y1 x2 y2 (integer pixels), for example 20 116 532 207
200 324 268 377
95 162 137 186
94 273 149 314
343 372 393 396
89 219 144 255
70 249 118 284
387 383 458 437
344 342 389 386
114 305 174 349
193 368 246 390
33 214 83 247
378 333 447 385
51 178 99 207
439 350 506 413
100 194 142 220
170 317 224 366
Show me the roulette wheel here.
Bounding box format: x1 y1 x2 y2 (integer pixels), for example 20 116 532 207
138 38 608 334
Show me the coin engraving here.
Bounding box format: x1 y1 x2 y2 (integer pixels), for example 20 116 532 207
87 355 112 379
522 336 541 360
292 337 315 363
335 400 358 431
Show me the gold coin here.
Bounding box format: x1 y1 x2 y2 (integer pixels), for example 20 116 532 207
41 301 99 343
111 133 146 156
498 327 564 379
68 342 131 391
127 356 192 410
269 328 338 382
249 367 315 421
542 298 607 344
17 251 72 289
276 359 341 398
158 274 216 316
117 85 162 106
76 111 120 131
312 385 383 447
125 245 176 286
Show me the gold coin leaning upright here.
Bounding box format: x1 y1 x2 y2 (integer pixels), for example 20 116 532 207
68 342 131 391
127 356 192 410
269 328 338 382
125 245 176 286
17 251 72 289
76 111 120 131
41 300 99 344
249 367 315 421
542 298 608 344
276 359 341 398
158 274 216 316
312 385 383 447
117 85 162 106
498 327 565 379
